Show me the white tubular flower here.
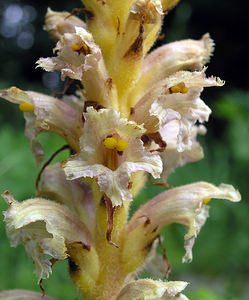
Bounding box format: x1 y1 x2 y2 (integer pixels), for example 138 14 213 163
130 70 223 178
2 191 92 282
132 69 223 133
128 34 214 107
124 182 241 265
37 27 118 108
63 107 162 206
44 8 86 40
0 87 81 163
151 70 223 150
0 290 56 300
116 279 189 300
36 26 100 81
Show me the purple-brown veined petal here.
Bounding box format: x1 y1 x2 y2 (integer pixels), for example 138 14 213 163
123 182 240 270
116 279 189 300
38 163 95 233
0 87 81 163
2 191 92 282
44 8 86 41
0 290 56 300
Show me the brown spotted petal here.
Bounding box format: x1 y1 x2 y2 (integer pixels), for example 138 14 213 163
125 182 240 264
116 279 189 300
0 290 56 300
0 87 81 163
38 163 95 233
2 192 92 282
44 8 86 40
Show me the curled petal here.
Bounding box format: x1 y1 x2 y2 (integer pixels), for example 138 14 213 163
116 279 189 300
124 182 240 267
0 290 56 300
63 143 162 206
160 123 205 178
0 87 81 163
36 26 100 80
38 163 95 233
44 8 86 40
2 192 92 281
132 69 222 134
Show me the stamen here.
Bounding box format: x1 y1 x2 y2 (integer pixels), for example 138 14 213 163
103 137 129 151
169 82 189 94
202 198 211 205
116 139 129 151
71 42 83 51
103 137 118 150
19 102 34 112
71 42 91 55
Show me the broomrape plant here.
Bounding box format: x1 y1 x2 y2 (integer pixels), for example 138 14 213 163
0 0 241 299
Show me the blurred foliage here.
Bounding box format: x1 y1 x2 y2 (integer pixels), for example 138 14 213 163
0 0 249 299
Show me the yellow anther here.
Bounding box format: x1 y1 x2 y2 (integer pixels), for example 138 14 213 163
19 102 34 112
116 139 129 152
71 43 83 52
71 42 91 55
181 86 189 94
169 82 189 94
103 137 118 150
202 198 211 205
169 84 181 93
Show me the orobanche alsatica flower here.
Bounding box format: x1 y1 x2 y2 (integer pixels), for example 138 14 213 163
0 1 241 300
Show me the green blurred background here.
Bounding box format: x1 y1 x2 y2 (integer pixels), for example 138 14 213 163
0 0 248 299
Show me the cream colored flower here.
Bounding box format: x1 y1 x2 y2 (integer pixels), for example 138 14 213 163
37 26 118 109
0 87 81 163
123 182 241 269
2 191 92 281
63 107 162 205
